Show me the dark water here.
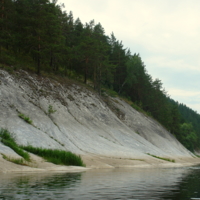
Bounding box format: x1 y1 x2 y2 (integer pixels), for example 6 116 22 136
0 166 200 200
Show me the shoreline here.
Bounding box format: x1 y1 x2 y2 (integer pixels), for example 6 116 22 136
1 154 200 174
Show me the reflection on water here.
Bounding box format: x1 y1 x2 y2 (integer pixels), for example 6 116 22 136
0 166 200 200
0 172 82 200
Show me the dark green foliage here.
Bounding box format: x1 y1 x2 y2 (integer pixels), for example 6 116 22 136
22 146 85 167
0 129 30 161
102 88 118 97
0 129 13 141
179 123 198 151
178 103 200 137
131 103 151 117
168 99 200 151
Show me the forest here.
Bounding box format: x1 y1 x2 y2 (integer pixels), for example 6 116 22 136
0 0 200 152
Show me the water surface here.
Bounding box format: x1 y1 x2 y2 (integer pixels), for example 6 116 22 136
0 166 200 199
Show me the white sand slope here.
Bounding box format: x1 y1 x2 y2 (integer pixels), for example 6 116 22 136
0 69 199 173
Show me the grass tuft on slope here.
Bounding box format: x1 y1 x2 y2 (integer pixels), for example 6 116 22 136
22 146 85 167
0 128 30 161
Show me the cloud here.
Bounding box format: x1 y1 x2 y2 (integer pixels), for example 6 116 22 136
145 55 200 76
169 89 200 98
60 0 200 55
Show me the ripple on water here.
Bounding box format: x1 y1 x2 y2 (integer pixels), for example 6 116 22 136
0 167 200 199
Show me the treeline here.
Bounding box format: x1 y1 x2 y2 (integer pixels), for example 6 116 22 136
1 0 200 151
178 102 200 151
168 99 200 151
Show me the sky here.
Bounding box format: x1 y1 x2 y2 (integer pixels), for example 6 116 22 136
58 0 200 114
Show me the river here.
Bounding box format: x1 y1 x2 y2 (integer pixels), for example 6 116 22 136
0 166 200 200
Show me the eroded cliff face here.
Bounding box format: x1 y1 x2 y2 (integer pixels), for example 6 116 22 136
0 69 198 171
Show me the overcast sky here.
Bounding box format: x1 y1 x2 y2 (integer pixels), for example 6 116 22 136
58 0 200 114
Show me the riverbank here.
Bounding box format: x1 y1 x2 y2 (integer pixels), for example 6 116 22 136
1 153 200 174
82 154 200 169
0 153 88 174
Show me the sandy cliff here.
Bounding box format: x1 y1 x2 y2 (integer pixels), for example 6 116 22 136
0 69 199 173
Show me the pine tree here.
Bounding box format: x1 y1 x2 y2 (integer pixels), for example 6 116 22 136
0 0 15 63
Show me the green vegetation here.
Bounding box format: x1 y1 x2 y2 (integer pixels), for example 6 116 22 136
22 146 85 167
0 129 30 161
1 0 200 151
2 154 27 165
0 129 85 167
130 158 144 161
48 105 57 115
147 153 175 163
18 113 32 124
102 88 118 97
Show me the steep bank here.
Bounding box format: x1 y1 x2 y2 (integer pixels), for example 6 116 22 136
0 69 199 172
